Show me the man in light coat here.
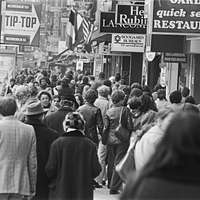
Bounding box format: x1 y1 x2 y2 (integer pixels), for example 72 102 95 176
0 97 37 200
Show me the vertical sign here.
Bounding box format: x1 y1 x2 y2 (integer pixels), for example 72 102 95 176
1 1 42 46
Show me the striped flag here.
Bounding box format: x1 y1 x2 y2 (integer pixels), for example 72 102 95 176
66 9 83 49
75 17 93 46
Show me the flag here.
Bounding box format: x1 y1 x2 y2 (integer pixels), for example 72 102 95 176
74 17 93 47
66 9 83 49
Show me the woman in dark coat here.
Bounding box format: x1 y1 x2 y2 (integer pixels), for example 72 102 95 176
121 111 200 200
46 112 101 200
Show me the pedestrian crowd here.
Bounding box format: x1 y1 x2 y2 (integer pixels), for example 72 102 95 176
0 68 200 200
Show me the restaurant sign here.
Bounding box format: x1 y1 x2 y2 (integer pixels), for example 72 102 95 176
152 0 200 35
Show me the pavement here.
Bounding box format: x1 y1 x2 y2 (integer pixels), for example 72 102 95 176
94 187 119 200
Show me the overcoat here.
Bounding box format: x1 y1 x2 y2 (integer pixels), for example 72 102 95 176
26 119 59 200
46 130 101 200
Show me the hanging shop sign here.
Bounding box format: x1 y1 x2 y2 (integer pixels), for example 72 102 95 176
1 1 41 46
151 0 200 35
76 61 84 71
163 53 187 63
111 33 145 52
100 9 146 34
115 4 147 34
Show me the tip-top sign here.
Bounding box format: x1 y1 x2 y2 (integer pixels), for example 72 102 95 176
151 0 200 35
1 1 41 46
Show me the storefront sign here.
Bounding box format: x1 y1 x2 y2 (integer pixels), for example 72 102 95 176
100 11 146 34
163 53 187 63
76 61 84 71
152 0 200 35
115 4 147 34
1 1 41 46
111 33 145 52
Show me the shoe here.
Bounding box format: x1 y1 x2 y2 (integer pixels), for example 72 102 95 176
109 190 120 195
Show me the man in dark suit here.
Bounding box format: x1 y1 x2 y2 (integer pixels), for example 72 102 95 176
25 101 59 200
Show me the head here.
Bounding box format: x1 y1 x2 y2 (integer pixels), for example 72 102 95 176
39 77 48 87
182 87 190 98
63 112 85 132
0 97 17 116
10 78 15 87
185 96 196 105
111 90 125 105
169 90 182 104
140 94 154 113
84 89 98 104
182 103 199 114
128 97 142 110
97 85 110 98
157 89 166 100
98 72 105 80
38 91 52 108
82 76 89 85
25 101 45 121
119 85 131 96
115 73 121 82
130 88 143 98
143 85 151 96
14 85 29 104
33 81 39 88
61 78 70 88
131 82 142 90
53 95 61 108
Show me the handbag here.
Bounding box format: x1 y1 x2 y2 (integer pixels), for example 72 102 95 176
115 107 130 142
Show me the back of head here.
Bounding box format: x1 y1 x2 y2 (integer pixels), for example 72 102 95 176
182 87 190 98
130 88 143 98
131 82 142 90
162 112 200 163
84 89 98 104
169 90 182 104
63 112 85 131
128 97 141 110
97 85 110 98
0 97 17 116
111 90 125 105
182 103 199 114
140 94 154 113
185 96 196 105
82 76 89 84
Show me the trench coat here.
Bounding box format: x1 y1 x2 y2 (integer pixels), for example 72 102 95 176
45 130 101 200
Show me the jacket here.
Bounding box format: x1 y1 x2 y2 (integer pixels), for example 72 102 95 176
104 106 133 145
0 117 37 196
26 119 59 200
44 106 73 135
77 103 104 144
45 130 101 200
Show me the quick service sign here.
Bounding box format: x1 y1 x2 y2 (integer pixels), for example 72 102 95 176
151 0 200 35
1 1 41 46
111 33 145 52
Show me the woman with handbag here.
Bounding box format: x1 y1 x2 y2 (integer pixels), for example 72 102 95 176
102 90 133 194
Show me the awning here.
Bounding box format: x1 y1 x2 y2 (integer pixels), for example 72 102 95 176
91 30 111 43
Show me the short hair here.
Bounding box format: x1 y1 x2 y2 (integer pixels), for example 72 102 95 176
169 90 182 104
99 72 105 80
103 79 112 88
111 90 125 105
0 97 17 116
182 87 190 98
131 82 142 90
89 75 95 81
157 89 166 100
130 88 143 98
82 76 89 84
38 91 52 101
97 85 110 98
84 89 98 104
185 96 196 105
128 97 141 110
